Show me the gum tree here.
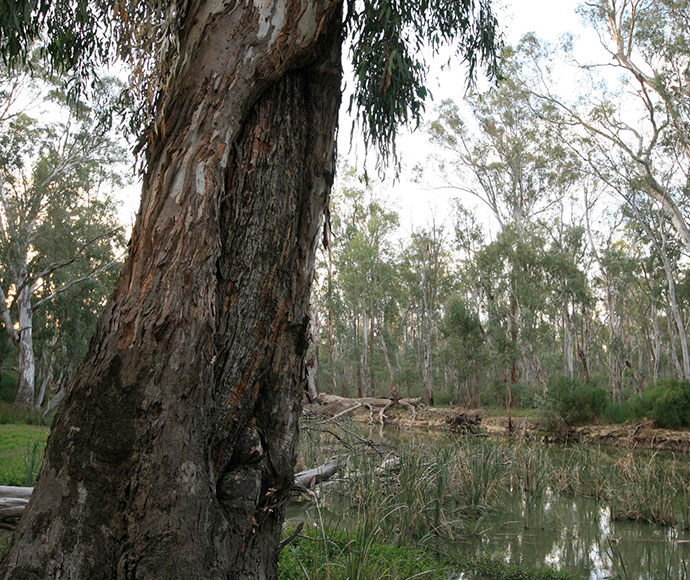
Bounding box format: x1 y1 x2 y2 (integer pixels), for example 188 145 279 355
0 0 501 578
0 65 126 408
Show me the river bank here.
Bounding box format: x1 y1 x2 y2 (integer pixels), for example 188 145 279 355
304 394 690 453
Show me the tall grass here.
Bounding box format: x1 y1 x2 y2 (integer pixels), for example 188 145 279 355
551 445 611 501
287 422 579 579
451 439 508 514
608 452 683 526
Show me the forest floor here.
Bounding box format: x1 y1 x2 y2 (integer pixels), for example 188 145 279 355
305 396 690 453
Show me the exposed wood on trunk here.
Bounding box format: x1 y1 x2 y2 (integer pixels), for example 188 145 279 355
306 311 320 402
1 2 343 578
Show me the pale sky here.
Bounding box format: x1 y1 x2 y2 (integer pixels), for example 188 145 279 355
358 0 608 240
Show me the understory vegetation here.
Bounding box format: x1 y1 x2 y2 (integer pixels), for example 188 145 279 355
537 376 690 429
0 424 48 487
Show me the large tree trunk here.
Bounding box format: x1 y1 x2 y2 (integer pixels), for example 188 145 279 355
1 1 342 578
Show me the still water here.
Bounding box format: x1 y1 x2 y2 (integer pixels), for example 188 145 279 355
451 487 689 579
291 423 690 580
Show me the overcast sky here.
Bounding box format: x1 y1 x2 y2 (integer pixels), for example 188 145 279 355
330 0 613 241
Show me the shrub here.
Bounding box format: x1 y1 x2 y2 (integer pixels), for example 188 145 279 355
540 376 608 426
603 396 643 424
640 379 690 429
0 402 45 425
434 390 452 408
0 371 18 403
510 382 535 409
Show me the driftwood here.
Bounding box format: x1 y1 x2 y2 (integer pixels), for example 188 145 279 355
1 463 343 523
0 498 29 520
446 409 482 433
293 460 340 492
0 487 32 526
0 486 32 499
314 394 424 425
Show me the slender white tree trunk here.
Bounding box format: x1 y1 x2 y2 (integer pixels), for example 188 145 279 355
667 311 683 379
14 285 35 407
563 302 574 378
651 302 661 383
659 240 690 379
361 307 372 397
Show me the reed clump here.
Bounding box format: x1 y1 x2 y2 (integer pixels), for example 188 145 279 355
607 452 685 526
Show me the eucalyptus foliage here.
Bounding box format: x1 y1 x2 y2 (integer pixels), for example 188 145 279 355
345 0 501 167
1 0 502 168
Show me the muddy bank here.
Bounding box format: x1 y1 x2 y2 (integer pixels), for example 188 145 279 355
304 395 690 453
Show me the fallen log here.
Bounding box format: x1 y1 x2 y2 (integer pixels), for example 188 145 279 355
0 486 32 499
0 497 29 519
1 462 343 522
446 409 482 433
293 460 340 490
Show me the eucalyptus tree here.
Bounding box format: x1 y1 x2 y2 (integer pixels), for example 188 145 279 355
623 195 690 380
0 65 126 408
536 0 690 252
429 40 579 235
1 1 501 577
474 224 552 411
586 205 642 401
451 200 485 314
441 295 486 407
542 220 591 381
401 222 453 405
429 41 580 402
328 176 400 398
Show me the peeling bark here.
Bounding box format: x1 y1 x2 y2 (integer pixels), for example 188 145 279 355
2 1 342 578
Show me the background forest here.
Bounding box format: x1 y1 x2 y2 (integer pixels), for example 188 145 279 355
308 2 690 429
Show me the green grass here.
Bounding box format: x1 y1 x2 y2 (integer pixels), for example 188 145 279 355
278 525 573 580
279 525 450 580
0 423 49 486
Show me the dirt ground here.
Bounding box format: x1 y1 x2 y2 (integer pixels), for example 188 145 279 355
305 397 690 453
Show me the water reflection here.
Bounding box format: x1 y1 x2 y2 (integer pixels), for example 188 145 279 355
452 477 689 578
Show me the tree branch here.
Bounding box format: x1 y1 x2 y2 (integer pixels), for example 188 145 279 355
33 256 123 310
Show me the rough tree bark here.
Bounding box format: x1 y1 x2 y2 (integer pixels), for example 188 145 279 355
1 1 342 578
